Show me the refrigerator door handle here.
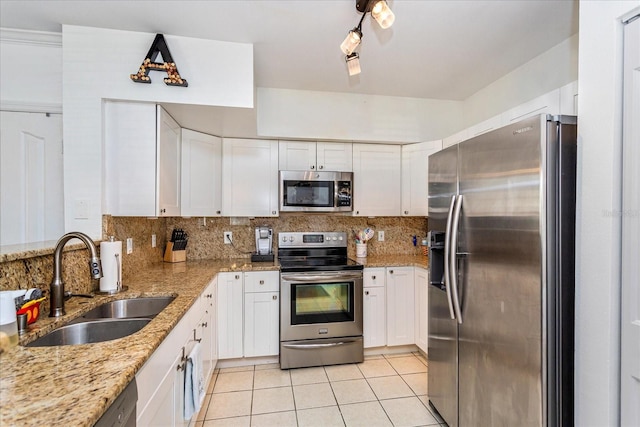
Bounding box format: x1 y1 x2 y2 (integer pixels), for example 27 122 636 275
444 195 457 320
450 194 464 324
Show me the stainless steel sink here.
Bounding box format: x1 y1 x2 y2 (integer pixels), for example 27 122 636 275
77 296 176 320
26 318 151 347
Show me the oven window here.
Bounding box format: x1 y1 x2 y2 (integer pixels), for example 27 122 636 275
291 282 354 324
283 180 334 207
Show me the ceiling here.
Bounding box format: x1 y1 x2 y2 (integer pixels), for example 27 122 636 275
1 1 578 139
1 0 578 101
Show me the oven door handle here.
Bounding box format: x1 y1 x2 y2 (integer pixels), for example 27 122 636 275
281 272 363 282
282 340 358 349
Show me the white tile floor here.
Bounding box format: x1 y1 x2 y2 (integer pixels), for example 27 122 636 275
192 352 446 427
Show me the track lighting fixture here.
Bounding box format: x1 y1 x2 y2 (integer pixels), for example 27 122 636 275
341 0 395 75
345 52 361 76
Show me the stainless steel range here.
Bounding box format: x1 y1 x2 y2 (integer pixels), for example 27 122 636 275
278 232 364 369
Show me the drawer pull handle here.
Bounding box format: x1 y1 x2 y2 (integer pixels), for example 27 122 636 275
259 280 264 285
372 275 376 280
365 291 369 295
272 295 278 300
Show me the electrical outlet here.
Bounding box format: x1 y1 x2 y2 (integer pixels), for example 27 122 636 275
378 231 385 241
224 231 233 244
151 234 156 248
126 238 133 254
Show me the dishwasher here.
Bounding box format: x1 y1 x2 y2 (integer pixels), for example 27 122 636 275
94 378 137 427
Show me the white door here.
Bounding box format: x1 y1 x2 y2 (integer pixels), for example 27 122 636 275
352 144 401 216
157 106 181 216
621 13 640 427
401 140 442 216
316 141 353 171
363 286 386 348
217 273 244 359
0 111 63 245
181 129 222 217
386 267 415 346
244 292 279 357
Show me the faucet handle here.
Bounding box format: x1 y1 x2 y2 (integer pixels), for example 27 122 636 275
90 257 103 279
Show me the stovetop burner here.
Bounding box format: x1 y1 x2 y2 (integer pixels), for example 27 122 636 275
277 232 363 272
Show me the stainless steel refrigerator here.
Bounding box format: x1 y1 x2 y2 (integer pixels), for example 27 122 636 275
427 114 576 427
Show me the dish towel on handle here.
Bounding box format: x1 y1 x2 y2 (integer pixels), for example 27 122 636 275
183 342 205 420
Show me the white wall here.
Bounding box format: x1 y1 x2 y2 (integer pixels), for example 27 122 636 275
463 34 579 128
257 87 463 143
0 29 62 112
575 1 640 426
62 26 254 238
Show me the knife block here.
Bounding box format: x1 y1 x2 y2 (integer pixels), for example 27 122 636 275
163 242 186 263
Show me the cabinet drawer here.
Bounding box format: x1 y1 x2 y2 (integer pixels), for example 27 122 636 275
244 271 279 293
364 268 386 288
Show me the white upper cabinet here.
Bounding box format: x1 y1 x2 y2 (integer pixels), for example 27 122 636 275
442 128 468 149
279 140 352 171
401 140 442 217
181 129 222 217
104 101 181 217
352 144 401 216
503 88 560 124
222 138 279 217
466 114 503 139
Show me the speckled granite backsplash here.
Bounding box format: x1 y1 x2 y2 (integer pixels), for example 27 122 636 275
166 215 428 260
0 214 427 304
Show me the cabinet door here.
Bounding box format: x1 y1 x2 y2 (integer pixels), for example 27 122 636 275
316 142 353 171
352 144 401 216
217 272 244 359
443 128 468 149
414 267 429 353
222 138 279 216
137 348 184 427
278 140 316 171
363 286 386 348
181 129 222 217
244 292 280 357
157 106 181 217
386 267 415 346
401 140 442 216
104 101 157 216
559 80 578 115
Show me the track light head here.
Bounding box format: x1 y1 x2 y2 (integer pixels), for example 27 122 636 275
371 1 395 29
346 52 361 76
340 27 363 55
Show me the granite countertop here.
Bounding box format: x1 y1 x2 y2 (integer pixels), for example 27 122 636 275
0 255 427 426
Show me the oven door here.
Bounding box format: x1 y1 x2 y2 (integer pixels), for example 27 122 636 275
280 270 363 342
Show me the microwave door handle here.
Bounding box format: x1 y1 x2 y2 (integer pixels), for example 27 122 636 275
444 195 456 320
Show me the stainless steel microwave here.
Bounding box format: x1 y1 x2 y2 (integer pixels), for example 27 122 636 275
279 171 353 212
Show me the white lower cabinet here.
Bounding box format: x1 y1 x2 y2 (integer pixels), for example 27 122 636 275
217 272 244 359
363 268 386 348
137 279 217 426
414 267 429 353
386 266 415 346
217 270 280 359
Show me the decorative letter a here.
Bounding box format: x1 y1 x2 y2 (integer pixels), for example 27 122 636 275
130 34 188 87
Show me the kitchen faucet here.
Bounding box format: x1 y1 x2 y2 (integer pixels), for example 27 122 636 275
49 232 103 317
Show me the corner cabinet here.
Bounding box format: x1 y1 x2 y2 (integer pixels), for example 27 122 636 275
352 144 401 216
181 129 222 217
104 101 181 217
278 140 353 172
222 138 279 217
401 140 442 216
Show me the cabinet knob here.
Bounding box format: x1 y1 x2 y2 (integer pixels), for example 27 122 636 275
372 275 376 280
272 295 278 300
160 208 166 214
365 291 369 295
216 210 221 215
272 210 277 215
310 165 315 170
389 270 394 274
259 280 264 285
202 322 208 328
319 165 324 170
235 274 240 280
356 211 359 215
404 210 409 215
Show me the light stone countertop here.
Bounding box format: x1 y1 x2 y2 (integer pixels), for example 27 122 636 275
0 255 427 426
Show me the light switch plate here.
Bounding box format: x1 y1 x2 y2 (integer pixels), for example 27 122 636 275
126 238 133 254
378 231 385 241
